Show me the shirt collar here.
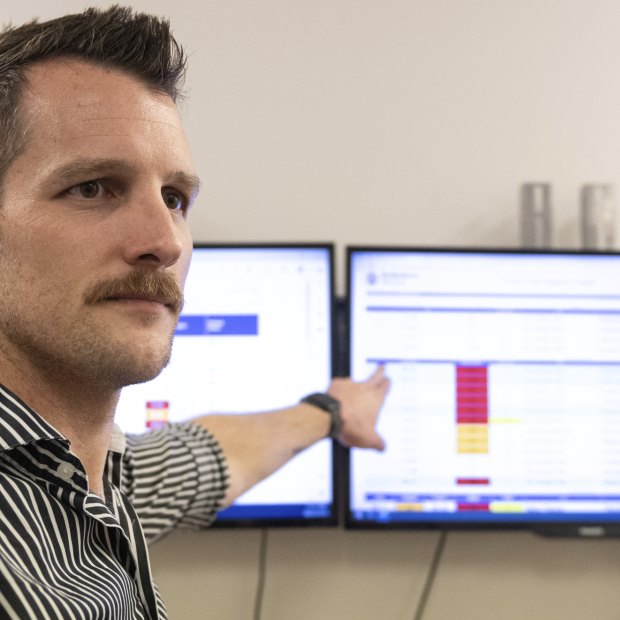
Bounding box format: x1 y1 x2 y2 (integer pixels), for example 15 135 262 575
0 382 126 456
0 383 65 450
109 423 126 454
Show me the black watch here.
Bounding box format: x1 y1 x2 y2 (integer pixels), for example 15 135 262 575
300 392 343 439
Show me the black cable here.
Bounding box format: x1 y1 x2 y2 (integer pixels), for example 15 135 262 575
253 528 269 620
413 530 448 620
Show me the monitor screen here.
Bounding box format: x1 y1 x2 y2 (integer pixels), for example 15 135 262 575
346 247 620 535
115 244 336 526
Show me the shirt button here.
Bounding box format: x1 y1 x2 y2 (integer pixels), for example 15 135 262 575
57 462 75 481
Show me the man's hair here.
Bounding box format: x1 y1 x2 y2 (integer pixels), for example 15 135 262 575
0 5 187 188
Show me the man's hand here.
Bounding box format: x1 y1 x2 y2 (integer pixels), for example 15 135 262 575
328 366 390 451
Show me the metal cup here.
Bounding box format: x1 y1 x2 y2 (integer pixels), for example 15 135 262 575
521 183 552 249
581 184 615 251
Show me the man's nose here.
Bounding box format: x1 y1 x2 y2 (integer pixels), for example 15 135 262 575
120 188 186 269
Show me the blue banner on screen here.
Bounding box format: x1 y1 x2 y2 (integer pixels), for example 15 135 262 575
175 314 259 336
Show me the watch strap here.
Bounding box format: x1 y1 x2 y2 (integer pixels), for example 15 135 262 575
300 392 343 439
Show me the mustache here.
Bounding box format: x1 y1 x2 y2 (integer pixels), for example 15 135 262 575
84 270 184 314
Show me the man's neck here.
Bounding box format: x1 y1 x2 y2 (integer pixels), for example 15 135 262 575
0 354 119 497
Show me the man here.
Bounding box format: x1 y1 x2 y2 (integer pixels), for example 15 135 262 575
0 6 389 619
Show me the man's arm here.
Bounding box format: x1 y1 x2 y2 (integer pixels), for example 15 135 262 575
191 366 390 506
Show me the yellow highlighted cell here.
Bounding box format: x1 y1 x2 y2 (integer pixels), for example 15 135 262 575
458 424 489 437
457 424 489 453
458 445 488 454
396 503 424 512
490 502 525 513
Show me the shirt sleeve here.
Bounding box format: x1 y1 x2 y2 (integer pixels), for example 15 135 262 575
121 422 230 544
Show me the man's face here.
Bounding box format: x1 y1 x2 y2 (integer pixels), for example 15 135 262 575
0 59 198 390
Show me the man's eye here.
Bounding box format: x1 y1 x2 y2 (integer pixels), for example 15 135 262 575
68 181 103 199
162 188 186 212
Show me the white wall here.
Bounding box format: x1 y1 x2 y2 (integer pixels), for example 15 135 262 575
7 1 620 617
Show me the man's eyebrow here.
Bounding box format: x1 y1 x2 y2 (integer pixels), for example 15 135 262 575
50 158 138 183
171 171 202 199
48 158 202 196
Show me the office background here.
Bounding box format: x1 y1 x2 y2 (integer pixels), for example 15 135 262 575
6 0 620 617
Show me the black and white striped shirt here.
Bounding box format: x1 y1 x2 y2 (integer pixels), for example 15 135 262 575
0 383 229 619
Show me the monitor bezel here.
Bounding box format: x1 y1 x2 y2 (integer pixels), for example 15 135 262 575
186 242 339 528
344 245 620 535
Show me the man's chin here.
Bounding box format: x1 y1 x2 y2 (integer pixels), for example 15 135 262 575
124 349 172 387
121 363 168 388
94 340 173 390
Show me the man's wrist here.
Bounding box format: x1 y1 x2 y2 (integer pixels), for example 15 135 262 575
300 392 342 439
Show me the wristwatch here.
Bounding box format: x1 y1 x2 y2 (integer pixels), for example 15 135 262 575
300 392 343 439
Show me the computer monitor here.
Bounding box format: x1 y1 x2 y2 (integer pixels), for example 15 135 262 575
115 243 336 526
346 247 620 536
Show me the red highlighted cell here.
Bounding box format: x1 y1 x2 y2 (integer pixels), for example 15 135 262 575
456 478 490 486
456 366 488 423
457 502 490 512
457 414 488 424
456 367 488 378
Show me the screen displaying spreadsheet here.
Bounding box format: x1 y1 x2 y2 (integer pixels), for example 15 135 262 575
347 247 620 534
